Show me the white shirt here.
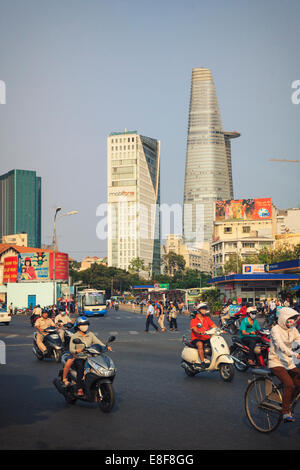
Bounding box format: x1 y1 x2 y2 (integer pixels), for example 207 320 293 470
147 305 154 316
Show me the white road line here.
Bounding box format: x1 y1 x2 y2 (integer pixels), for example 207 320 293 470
5 334 18 338
129 331 139 335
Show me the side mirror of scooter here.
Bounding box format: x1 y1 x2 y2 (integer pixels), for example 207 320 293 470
182 335 186 343
107 335 116 343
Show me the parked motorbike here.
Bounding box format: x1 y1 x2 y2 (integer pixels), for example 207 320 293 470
229 328 270 372
181 328 235 382
33 326 63 362
53 335 116 412
218 313 242 335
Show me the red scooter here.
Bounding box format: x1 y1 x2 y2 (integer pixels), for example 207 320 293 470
229 329 270 372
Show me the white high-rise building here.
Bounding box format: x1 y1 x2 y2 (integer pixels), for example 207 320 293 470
107 131 161 274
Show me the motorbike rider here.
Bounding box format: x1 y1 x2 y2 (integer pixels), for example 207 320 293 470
190 303 216 368
239 306 261 366
35 309 56 355
54 308 74 343
268 307 300 423
68 316 112 396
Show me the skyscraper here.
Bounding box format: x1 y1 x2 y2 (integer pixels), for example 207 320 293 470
183 68 240 247
0 169 42 247
107 131 161 274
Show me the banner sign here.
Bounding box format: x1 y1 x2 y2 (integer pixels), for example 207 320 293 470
216 198 272 222
3 251 69 282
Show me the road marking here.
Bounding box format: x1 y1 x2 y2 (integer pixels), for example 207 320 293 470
129 331 139 335
5 334 18 338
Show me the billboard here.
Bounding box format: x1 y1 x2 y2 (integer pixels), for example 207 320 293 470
17 252 50 281
3 251 69 283
215 198 272 222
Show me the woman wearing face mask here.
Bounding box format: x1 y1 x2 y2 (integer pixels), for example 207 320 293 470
239 306 261 366
69 316 112 396
268 307 300 423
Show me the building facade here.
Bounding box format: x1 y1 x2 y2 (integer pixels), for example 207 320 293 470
0 169 41 248
212 200 277 274
183 68 240 247
107 131 161 274
165 234 211 273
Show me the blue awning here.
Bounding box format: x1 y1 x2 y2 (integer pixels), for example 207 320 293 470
291 284 300 290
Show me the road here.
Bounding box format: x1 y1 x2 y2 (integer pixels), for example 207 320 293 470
0 309 299 450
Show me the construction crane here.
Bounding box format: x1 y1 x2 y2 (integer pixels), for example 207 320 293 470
269 158 300 163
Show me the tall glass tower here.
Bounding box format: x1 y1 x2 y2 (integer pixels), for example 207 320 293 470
0 169 42 247
183 68 240 247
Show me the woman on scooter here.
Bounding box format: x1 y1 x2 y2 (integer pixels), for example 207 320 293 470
68 316 112 396
190 303 216 369
239 306 261 366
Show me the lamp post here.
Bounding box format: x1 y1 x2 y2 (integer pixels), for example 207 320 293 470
52 208 78 304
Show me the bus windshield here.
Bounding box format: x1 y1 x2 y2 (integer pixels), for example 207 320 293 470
84 293 105 306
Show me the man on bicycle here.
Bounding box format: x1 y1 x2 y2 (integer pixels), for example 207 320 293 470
268 307 300 423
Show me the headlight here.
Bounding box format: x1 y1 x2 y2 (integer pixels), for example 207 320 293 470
89 359 115 375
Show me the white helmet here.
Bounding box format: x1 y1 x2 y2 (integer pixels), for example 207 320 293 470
197 303 210 313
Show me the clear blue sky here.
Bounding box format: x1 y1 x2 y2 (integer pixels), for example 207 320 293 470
0 0 299 260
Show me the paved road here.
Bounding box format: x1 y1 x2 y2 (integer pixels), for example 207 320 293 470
0 310 299 450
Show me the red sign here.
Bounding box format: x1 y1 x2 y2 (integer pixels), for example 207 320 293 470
3 256 18 283
49 252 69 281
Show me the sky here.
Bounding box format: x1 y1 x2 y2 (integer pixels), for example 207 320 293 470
0 0 299 260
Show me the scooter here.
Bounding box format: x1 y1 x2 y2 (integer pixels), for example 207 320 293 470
229 329 270 372
33 326 63 362
53 335 116 412
219 313 242 335
181 328 235 382
56 321 76 350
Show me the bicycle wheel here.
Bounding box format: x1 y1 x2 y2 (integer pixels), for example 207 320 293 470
245 376 282 433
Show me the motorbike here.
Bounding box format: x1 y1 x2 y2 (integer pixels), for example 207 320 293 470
181 328 235 382
218 313 242 335
53 335 116 412
262 311 277 328
33 326 63 362
229 328 270 372
56 321 76 349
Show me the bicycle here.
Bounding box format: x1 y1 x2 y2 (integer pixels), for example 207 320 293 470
245 367 300 433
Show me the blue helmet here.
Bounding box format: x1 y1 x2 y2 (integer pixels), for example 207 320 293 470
74 316 90 329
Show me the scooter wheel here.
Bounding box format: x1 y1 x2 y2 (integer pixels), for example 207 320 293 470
219 363 235 382
53 350 62 363
96 382 115 413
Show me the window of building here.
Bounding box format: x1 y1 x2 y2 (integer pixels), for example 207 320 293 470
224 227 232 233
243 226 250 233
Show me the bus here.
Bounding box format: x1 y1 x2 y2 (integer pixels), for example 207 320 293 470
76 289 107 317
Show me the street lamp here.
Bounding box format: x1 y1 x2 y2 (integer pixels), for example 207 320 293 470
52 208 78 304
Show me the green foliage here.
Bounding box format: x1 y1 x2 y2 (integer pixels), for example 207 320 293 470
162 252 186 276
201 288 224 313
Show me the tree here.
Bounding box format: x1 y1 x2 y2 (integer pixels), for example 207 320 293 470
128 257 145 275
162 252 186 276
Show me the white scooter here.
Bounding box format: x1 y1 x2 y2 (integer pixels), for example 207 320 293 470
181 327 235 382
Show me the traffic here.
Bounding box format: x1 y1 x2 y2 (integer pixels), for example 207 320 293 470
1 294 300 431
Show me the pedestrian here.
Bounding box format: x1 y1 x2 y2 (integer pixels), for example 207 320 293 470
157 301 166 331
169 301 178 331
145 301 159 332
8 302 13 315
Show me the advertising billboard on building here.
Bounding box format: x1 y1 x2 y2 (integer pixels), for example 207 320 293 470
215 198 272 222
3 251 69 283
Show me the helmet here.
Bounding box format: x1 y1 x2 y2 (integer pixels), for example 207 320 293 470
247 306 257 318
74 316 90 329
197 303 210 313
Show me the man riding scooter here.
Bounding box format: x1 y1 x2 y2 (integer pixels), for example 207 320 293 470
54 308 74 344
190 303 217 369
35 309 56 355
